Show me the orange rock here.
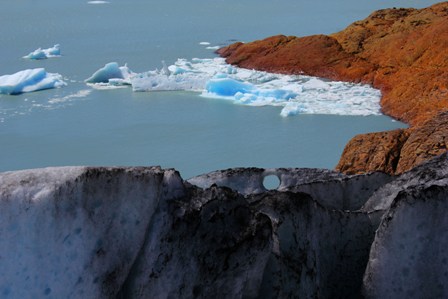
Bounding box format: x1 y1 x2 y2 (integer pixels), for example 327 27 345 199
396 110 448 173
335 129 409 175
218 2 448 174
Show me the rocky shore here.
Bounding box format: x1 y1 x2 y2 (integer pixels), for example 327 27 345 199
218 2 448 175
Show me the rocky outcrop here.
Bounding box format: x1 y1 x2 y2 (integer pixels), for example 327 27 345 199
1 154 448 298
396 110 448 173
337 110 448 174
217 35 373 82
218 2 448 174
335 129 409 174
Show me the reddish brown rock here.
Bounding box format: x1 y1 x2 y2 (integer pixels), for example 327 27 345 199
338 110 448 174
396 110 448 173
218 35 373 81
335 129 409 175
218 2 448 174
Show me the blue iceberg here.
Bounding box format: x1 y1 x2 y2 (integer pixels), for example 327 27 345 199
0 68 66 95
85 62 134 85
205 77 254 96
23 44 61 60
205 76 297 105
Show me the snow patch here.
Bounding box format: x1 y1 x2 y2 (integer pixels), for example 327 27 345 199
0 68 66 95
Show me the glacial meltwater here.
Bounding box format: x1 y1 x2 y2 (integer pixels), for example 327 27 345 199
0 0 438 178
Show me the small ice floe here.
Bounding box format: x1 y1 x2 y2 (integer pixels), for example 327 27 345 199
199 41 219 50
23 44 61 60
87 1 110 4
85 62 134 88
48 90 92 104
0 68 66 95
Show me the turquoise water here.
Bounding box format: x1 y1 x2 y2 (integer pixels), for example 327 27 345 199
0 0 437 178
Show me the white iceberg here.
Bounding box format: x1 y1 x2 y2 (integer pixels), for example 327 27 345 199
85 62 134 86
0 68 66 95
23 44 61 60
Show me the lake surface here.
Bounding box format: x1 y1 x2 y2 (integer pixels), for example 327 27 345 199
0 0 438 178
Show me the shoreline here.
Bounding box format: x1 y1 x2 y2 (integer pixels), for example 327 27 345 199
217 2 448 174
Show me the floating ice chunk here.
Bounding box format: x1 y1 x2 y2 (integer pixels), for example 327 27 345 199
167 64 200 75
48 90 92 104
206 77 254 96
131 71 209 92
199 42 211 45
281 103 304 117
87 57 382 117
87 0 110 4
206 46 220 50
302 78 330 90
0 68 66 95
23 49 46 60
205 77 297 107
85 62 134 85
85 62 123 83
23 44 61 60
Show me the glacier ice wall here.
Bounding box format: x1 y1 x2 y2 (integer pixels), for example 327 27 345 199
0 167 184 298
363 184 448 298
1 153 448 298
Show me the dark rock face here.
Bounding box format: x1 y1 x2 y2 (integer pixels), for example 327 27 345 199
1 153 448 298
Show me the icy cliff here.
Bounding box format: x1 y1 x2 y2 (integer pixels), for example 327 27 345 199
1 153 448 298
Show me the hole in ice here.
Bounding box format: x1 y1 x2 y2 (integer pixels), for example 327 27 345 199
263 174 281 190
